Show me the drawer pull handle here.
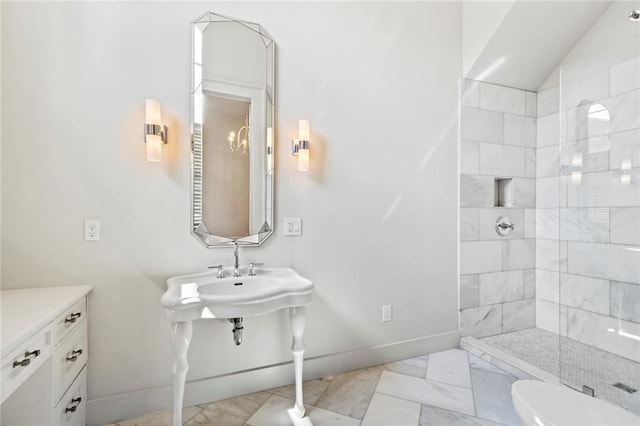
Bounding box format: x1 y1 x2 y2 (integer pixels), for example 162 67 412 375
12 358 30 368
13 348 42 368
25 349 41 359
64 312 82 324
64 397 82 413
66 349 83 362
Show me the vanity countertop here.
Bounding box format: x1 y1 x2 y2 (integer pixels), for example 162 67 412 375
1 285 93 357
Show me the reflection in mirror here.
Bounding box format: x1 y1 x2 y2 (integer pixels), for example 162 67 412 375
191 12 274 247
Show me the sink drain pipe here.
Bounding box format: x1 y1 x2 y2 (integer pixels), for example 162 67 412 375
229 318 243 345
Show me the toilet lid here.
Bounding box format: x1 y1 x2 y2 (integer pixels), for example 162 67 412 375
512 380 640 425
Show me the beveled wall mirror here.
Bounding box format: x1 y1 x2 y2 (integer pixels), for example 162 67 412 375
191 12 275 247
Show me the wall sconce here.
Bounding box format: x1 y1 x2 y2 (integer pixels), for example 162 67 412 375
144 99 167 162
291 119 310 172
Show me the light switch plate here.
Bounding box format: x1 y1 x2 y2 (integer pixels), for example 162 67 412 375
283 217 302 236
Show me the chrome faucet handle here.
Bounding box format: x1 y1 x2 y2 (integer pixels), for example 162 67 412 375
208 264 225 278
248 262 264 276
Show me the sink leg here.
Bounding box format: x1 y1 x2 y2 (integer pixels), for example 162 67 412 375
290 306 307 418
170 321 193 426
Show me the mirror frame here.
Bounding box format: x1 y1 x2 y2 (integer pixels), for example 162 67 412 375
190 12 275 248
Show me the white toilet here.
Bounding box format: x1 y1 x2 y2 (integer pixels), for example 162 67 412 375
512 380 640 425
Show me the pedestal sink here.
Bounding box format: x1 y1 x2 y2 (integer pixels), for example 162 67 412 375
161 267 313 426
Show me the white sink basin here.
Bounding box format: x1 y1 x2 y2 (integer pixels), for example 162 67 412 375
161 267 313 321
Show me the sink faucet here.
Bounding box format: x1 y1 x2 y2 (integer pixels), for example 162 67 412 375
233 242 240 277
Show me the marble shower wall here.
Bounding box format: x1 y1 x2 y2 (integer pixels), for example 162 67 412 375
459 79 537 338
535 54 640 363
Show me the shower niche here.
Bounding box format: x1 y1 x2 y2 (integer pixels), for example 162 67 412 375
494 177 513 207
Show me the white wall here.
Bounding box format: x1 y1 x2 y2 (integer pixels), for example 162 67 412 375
1 1 461 422
462 0 514 77
539 0 640 90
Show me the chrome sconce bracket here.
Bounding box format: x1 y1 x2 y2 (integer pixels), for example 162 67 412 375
144 124 168 144
291 139 309 156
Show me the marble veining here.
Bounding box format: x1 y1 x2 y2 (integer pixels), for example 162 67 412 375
535 209 560 240
479 143 527 177
460 305 502 338
478 270 524 305
568 308 640 362
460 241 503 275
535 269 559 303
536 113 559 147
376 371 476 416
537 87 559 117
470 369 521 425
610 281 640 323
479 82 526 116
568 241 640 284
559 273 609 315
511 178 536 208
361 393 421 426
460 275 479 309
315 366 382 419
461 141 481 175
502 299 535 333
460 208 479 241
610 207 640 246
461 107 504 144
504 114 536 147
560 208 609 243
502 239 535 270
460 175 495 208
426 349 472 388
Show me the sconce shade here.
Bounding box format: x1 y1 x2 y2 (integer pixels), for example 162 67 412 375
298 120 310 141
144 99 167 161
146 135 163 162
145 99 162 125
297 147 309 172
295 119 310 172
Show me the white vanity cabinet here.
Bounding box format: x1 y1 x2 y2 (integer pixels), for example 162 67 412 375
1 286 92 426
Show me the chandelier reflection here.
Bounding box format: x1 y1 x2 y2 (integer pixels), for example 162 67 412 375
228 114 250 156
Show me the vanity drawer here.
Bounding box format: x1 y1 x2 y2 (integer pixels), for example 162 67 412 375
1 324 52 404
53 321 87 404
53 297 86 345
54 366 87 426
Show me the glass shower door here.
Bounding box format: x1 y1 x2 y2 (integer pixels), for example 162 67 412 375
558 34 640 415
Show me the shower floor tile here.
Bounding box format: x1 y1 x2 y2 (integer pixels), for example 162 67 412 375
474 327 640 416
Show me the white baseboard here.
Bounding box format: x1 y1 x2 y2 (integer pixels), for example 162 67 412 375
87 330 460 425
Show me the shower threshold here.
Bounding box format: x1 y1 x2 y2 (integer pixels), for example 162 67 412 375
460 328 640 416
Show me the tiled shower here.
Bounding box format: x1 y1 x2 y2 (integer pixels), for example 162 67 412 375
459 35 640 415
459 79 537 337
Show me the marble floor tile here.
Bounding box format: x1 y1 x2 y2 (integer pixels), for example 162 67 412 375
186 391 270 425
315 366 383 419
117 406 201 426
246 395 360 426
361 393 421 426
426 349 471 388
419 404 506 426
468 353 512 376
268 377 332 406
470 369 521 425
376 370 475 416
383 355 428 378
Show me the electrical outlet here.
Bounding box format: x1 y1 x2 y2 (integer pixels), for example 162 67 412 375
85 220 100 241
382 305 392 322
